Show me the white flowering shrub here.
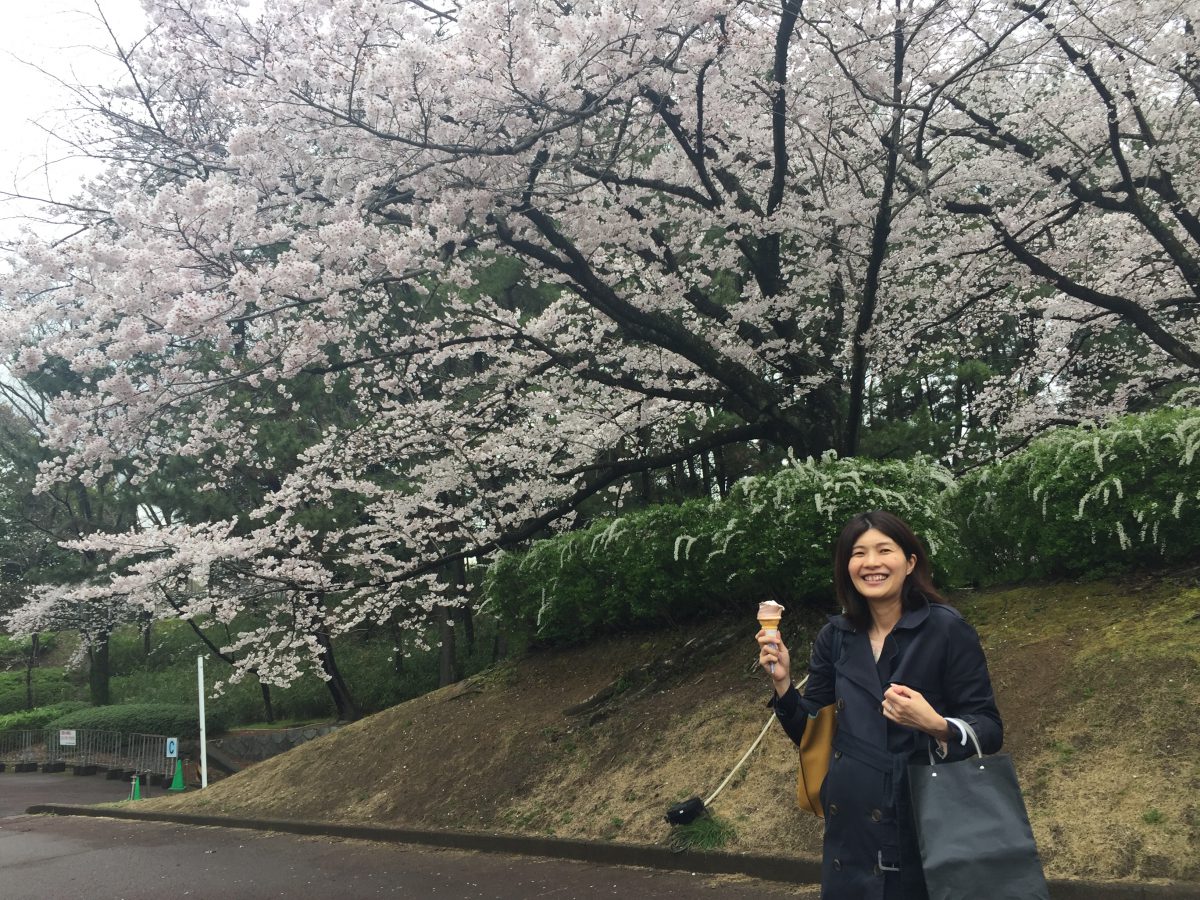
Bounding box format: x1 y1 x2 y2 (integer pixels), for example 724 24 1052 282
484 499 723 645
485 454 957 645
954 407 1200 584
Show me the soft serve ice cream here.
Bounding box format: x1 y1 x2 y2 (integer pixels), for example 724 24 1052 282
757 600 785 674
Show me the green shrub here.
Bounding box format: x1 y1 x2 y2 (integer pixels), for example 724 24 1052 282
485 452 957 645
335 628 473 713
485 497 724 645
954 407 1200 585
0 701 90 731
107 619 214 674
0 633 60 666
48 702 226 737
95 611 513 727
713 451 957 602
0 668 81 715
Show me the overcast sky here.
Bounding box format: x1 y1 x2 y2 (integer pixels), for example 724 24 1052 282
0 0 149 243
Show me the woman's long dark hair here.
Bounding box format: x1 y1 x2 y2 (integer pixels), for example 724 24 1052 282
832 510 946 631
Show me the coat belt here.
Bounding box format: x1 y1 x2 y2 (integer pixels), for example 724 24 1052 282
832 728 910 810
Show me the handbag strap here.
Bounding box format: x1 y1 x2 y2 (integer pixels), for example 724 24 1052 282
798 623 845 713
927 716 983 764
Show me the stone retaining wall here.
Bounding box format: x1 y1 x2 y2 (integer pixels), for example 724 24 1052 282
210 724 341 763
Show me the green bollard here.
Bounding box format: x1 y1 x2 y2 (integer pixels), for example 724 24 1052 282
129 773 141 801
168 759 186 792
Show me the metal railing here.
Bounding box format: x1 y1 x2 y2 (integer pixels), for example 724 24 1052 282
0 728 179 779
0 729 38 765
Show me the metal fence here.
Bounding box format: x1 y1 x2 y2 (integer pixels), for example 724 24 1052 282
0 729 179 779
0 729 37 766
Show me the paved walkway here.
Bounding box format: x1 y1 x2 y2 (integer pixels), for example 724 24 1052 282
1 773 809 899
7 773 1193 900
1 769 134 815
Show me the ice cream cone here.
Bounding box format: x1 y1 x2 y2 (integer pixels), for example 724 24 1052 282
757 601 785 675
758 617 781 649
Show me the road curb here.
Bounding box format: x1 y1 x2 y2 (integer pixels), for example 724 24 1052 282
26 804 1198 899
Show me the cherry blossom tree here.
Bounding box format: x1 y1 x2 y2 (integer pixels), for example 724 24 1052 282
932 0 1200 434
0 0 1196 693
0 373 140 704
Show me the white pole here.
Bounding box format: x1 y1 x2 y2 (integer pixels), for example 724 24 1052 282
197 655 208 789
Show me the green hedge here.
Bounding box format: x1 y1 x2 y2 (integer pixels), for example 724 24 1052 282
0 701 90 731
715 452 957 602
485 453 957 645
953 407 1200 584
0 633 60 667
48 702 225 737
0 669 80 715
486 408 1200 645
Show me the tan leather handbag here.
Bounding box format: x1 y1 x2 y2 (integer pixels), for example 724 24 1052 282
795 626 843 818
796 702 837 817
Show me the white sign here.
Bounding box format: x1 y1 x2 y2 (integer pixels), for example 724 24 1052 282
165 737 178 759
58 729 77 747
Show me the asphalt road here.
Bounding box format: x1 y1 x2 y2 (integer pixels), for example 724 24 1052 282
0 773 809 899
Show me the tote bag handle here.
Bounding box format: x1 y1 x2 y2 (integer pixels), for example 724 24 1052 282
926 716 983 764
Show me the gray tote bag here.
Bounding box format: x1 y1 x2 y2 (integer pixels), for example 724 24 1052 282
907 718 1050 900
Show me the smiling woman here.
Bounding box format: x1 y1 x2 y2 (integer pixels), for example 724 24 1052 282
756 510 1003 900
844 527 917 650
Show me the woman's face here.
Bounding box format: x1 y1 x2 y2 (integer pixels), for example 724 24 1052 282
848 527 916 606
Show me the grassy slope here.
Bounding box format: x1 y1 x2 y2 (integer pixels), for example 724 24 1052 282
142 570 1200 883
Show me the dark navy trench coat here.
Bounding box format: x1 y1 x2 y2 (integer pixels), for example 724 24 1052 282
773 598 1002 900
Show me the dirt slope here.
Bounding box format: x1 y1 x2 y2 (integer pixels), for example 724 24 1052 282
142 571 1200 883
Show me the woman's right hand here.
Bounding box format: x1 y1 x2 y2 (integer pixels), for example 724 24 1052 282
756 628 792 695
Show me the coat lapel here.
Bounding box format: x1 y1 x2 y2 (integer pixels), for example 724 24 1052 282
836 628 884 701
888 599 931 686
836 598 933 701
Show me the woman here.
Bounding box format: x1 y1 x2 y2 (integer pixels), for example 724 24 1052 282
757 510 1002 900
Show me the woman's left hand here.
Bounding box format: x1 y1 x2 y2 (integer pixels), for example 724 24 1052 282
883 684 949 742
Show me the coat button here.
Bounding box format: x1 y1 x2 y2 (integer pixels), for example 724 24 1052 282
870 808 882 822
834 751 842 760
833 859 842 872
836 697 845 712
828 804 838 816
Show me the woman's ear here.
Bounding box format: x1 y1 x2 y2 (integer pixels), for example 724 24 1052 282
906 555 916 575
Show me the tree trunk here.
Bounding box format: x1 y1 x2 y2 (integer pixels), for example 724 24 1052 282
845 12 905 457
714 445 730 498
24 634 39 710
314 628 358 721
260 682 275 724
637 426 654 504
453 557 475 657
390 620 406 675
88 632 111 706
142 615 153 658
438 614 459 687
491 628 508 664
458 600 476 658
954 374 965 445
